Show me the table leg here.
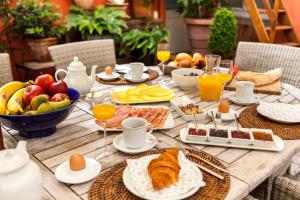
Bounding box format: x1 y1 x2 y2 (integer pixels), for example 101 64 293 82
0 125 4 150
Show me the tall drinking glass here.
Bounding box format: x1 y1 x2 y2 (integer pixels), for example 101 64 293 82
92 104 116 161
217 60 233 100
157 43 170 85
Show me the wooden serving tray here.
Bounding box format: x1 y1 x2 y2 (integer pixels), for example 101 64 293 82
225 71 282 95
96 69 159 85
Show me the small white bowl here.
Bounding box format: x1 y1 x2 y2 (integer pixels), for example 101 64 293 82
171 68 204 90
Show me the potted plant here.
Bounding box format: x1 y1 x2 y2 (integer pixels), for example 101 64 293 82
73 0 94 9
8 0 65 62
67 6 128 40
208 8 237 58
177 0 226 54
131 0 154 19
119 26 170 65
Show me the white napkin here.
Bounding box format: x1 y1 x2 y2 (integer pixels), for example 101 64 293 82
126 151 205 200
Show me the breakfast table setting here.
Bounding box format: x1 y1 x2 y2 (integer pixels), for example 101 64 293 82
1 50 300 200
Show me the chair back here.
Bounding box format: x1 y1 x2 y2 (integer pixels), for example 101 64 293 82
0 53 14 85
235 42 300 87
48 40 116 74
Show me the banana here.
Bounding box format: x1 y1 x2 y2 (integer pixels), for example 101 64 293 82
6 88 26 115
0 81 27 114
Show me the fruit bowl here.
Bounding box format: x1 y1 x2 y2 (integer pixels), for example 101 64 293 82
0 88 80 139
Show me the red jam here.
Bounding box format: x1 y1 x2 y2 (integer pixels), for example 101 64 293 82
188 128 206 136
231 131 250 140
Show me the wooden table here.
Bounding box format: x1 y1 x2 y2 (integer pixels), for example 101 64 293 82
2 73 300 200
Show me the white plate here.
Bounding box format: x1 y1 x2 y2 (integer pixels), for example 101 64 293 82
55 158 101 184
207 108 238 121
115 64 148 74
228 95 259 106
180 128 284 152
257 102 300 123
124 73 150 83
123 154 204 200
97 72 120 81
113 133 157 154
111 85 175 104
97 106 175 132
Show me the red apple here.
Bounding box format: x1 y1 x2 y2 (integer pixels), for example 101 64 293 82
48 80 68 96
35 74 55 91
23 85 45 105
50 93 70 102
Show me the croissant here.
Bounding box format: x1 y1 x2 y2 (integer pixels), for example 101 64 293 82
148 148 181 190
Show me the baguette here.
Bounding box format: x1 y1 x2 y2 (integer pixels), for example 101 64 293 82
237 68 282 86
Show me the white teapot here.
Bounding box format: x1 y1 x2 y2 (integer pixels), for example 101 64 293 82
55 57 98 95
0 141 42 200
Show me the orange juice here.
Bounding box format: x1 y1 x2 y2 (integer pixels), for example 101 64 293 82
157 51 170 62
199 75 223 101
215 74 232 84
92 104 116 121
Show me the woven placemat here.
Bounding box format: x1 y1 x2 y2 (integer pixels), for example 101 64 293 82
88 148 230 200
239 105 300 140
96 69 159 85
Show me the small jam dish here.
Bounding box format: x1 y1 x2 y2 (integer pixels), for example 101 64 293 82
229 127 252 146
171 97 206 121
250 128 276 148
186 123 208 142
207 125 230 144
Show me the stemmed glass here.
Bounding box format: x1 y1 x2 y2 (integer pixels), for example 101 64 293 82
217 60 233 100
157 43 171 85
92 103 116 161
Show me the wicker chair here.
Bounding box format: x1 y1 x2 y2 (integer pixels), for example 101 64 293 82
235 42 300 87
0 53 14 150
0 53 14 85
48 40 116 74
271 176 300 200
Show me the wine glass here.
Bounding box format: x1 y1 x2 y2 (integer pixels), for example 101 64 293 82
92 103 116 161
157 43 170 85
217 60 233 100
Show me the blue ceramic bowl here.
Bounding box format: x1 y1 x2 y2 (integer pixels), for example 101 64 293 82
0 88 80 139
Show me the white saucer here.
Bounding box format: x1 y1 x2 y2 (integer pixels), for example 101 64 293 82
55 158 101 184
124 73 150 83
228 95 259 106
97 72 120 81
207 108 238 121
113 133 157 154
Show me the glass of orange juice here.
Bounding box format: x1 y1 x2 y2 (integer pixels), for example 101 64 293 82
157 43 170 85
199 55 223 101
217 60 233 100
92 104 116 161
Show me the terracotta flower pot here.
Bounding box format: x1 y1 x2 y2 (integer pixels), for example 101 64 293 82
131 0 153 19
26 37 58 62
74 0 94 9
184 18 213 55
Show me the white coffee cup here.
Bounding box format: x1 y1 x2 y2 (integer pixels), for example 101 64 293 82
236 81 255 102
122 117 153 149
129 62 144 80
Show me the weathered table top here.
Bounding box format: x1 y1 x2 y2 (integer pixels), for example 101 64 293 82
3 73 300 200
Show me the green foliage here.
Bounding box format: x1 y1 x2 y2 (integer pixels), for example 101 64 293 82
0 0 11 25
67 6 128 39
8 0 65 39
177 0 227 18
119 26 170 59
208 8 237 58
